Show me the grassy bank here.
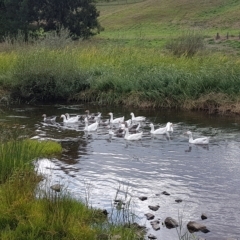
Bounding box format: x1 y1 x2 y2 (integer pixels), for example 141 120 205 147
0 0 240 114
0 126 143 240
0 42 240 114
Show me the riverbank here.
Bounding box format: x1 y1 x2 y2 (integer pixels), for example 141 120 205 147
0 41 240 115
0 126 144 240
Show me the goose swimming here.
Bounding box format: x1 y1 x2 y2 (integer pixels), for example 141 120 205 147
130 112 146 122
150 122 173 135
84 117 98 131
65 113 80 122
108 112 124 124
42 114 57 123
60 114 79 124
185 131 209 145
124 128 143 141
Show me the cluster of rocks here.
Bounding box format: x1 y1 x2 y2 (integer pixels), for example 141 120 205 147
139 191 211 240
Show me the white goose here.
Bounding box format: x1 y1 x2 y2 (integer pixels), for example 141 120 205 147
124 128 143 141
150 122 173 135
65 113 80 123
130 112 146 122
84 117 98 131
185 131 209 145
61 114 79 124
108 112 124 124
42 114 56 123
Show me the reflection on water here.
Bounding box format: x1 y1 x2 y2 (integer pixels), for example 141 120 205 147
1 104 240 239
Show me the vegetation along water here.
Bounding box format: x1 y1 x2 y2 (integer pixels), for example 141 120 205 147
0 0 240 239
0 0 240 115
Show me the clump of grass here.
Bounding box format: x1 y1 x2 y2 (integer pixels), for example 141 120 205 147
0 138 61 184
8 47 90 103
165 31 205 57
0 126 143 240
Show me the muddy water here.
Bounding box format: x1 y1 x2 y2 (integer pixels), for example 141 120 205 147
1 103 240 240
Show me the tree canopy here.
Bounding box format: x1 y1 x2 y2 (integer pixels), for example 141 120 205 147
0 0 102 40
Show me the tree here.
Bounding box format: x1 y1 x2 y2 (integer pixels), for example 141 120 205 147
0 0 102 40
0 0 36 40
37 0 102 39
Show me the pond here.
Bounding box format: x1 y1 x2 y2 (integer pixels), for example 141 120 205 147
1 103 240 240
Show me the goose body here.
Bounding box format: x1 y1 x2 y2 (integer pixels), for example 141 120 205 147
61 114 79 124
129 122 141 133
130 112 146 122
84 118 98 131
125 119 132 127
109 112 124 124
109 128 125 138
65 113 80 122
124 128 143 141
185 131 209 145
150 122 173 135
100 119 110 126
42 114 56 123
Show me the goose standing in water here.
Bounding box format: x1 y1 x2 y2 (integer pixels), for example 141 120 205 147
185 131 209 145
84 117 98 132
124 128 143 141
150 122 173 135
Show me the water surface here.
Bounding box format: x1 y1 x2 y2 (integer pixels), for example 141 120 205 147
1 104 240 240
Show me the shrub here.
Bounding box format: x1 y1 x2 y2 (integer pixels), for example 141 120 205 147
165 31 205 57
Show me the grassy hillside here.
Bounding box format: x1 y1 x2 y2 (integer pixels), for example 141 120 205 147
95 0 240 51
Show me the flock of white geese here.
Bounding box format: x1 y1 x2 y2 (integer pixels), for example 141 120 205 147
42 110 210 144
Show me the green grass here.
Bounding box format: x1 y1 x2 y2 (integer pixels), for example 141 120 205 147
0 127 143 240
0 0 240 114
96 0 240 46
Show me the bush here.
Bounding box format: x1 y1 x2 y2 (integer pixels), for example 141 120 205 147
165 31 205 57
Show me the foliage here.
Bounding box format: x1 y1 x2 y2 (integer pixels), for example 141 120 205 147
0 126 62 183
0 0 102 41
0 125 142 240
2 46 90 103
165 31 205 57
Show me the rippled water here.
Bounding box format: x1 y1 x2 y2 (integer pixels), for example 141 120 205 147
1 104 240 240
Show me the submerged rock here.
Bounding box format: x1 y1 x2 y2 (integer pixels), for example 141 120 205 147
187 221 210 233
148 205 160 211
164 217 179 229
145 213 155 220
148 233 157 239
50 184 62 192
162 191 170 196
139 196 148 201
150 220 160 231
201 213 208 220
